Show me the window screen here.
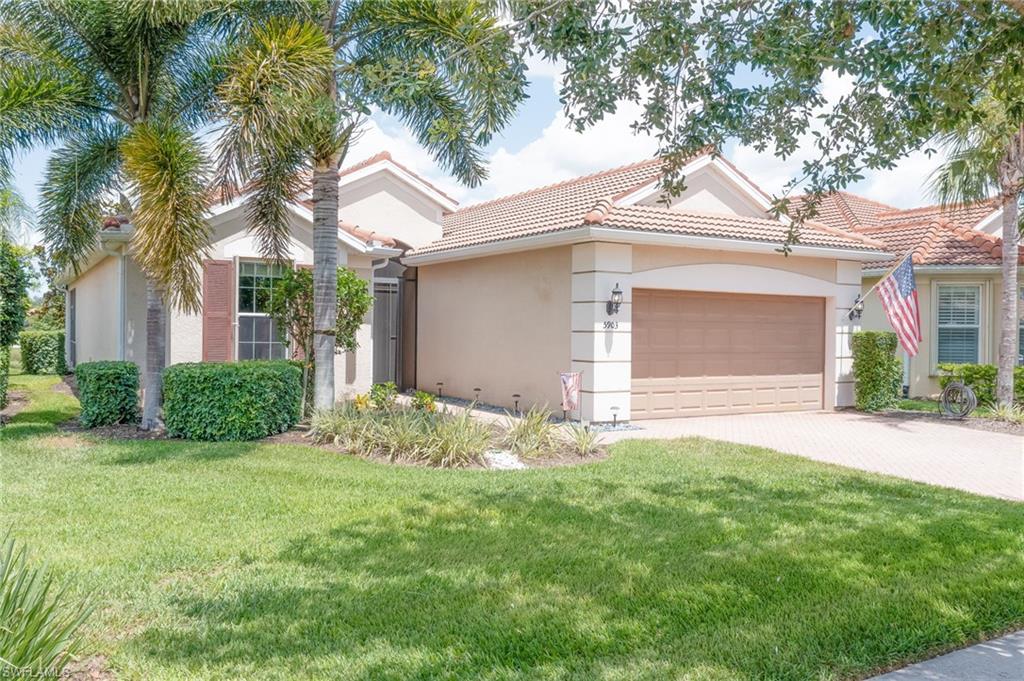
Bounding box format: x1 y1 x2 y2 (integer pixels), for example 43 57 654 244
936 285 980 364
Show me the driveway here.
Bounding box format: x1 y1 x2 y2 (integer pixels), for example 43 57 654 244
603 411 1023 501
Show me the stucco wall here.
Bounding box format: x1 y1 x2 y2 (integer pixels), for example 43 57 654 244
123 257 149 373
339 173 443 248
416 246 573 411
637 165 766 218
861 270 1005 397
69 253 121 366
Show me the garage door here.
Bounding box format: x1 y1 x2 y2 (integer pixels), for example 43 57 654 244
631 289 824 418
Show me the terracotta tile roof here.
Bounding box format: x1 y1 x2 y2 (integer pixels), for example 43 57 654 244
415 157 666 255
414 153 883 256
586 204 886 252
338 151 458 207
858 219 1023 270
789 192 899 230
873 199 998 231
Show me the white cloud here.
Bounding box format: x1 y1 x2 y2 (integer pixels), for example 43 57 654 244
729 69 940 208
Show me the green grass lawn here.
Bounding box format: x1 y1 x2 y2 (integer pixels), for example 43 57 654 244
2 369 1023 680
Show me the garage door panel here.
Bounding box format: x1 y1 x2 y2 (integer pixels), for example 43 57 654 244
632 290 824 418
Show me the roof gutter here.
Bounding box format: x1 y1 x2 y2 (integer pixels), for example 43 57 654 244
863 264 1020 276
404 226 891 266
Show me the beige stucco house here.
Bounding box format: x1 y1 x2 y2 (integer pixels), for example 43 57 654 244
803 192 1024 397
405 153 891 422
62 152 451 400
81 149 1009 423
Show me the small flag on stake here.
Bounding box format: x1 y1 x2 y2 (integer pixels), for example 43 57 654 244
560 371 582 412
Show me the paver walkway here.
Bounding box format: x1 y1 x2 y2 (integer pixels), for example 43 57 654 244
602 411 1023 500
868 630 1024 680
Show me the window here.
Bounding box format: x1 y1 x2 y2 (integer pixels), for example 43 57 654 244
936 285 981 364
237 261 287 360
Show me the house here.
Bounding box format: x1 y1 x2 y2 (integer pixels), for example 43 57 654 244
802 192 1024 397
62 152 451 399
405 153 889 421
64 149 900 422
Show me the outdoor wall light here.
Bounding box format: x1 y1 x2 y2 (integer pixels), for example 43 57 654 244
607 283 624 315
847 295 864 321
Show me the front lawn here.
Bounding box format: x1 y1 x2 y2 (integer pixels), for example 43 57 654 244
2 372 1023 680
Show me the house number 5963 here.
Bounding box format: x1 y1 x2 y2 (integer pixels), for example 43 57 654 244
603 321 619 330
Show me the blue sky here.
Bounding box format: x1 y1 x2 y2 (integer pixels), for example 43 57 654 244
10 60 940 244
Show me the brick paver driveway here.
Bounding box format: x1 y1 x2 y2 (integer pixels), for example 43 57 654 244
603 411 1023 501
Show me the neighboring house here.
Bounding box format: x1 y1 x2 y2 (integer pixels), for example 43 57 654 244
803 192 1024 397
405 152 889 422
61 152 450 400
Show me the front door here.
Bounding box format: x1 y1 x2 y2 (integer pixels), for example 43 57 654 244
372 280 400 385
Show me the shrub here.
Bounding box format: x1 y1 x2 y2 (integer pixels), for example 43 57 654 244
75 361 139 427
426 408 493 468
0 241 30 348
0 533 91 677
938 364 1024 405
502 405 560 458
369 381 398 411
0 346 8 410
851 331 902 411
988 402 1024 424
163 361 301 441
312 403 493 468
563 423 603 457
19 330 65 375
411 390 436 412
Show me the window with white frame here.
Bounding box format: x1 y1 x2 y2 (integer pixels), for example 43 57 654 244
237 261 288 360
936 285 981 364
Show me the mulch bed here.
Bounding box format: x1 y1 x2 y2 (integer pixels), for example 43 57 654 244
881 409 1024 436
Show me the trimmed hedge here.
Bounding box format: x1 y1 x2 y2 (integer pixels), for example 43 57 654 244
0 346 9 410
76 361 139 427
851 331 902 411
163 361 302 441
938 364 1024 405
19 330 65 375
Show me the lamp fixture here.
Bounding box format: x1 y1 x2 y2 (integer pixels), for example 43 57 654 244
607 283 624 315
847 295 865 321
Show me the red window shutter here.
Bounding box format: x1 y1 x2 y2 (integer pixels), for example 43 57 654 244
202 259 234 362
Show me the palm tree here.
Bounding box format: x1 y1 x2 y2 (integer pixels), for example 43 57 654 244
0 1 330 428
217 0 528 410
0 183 32 244
930 97 1023 408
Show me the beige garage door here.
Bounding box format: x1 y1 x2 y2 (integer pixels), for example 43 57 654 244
632 289 824 418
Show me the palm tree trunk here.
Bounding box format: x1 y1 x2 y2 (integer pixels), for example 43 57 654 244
996 191 1019 407
312 154 340 410
141 277 166 429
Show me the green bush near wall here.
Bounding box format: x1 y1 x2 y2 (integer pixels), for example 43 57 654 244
162 361 302 441
0 346 9 410
938 364 1024 405
851 331 902 411
75 361 139 427
19 330 65 375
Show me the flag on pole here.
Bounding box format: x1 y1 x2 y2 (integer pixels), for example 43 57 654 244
877 256 922 356
560 371 582 411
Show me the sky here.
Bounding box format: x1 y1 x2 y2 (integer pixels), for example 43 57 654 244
9 58 942 245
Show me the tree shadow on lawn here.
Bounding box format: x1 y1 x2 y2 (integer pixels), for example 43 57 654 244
131 463 1024 680
101 438 259 465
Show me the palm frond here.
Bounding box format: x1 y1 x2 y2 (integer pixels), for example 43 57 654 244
121 121 211 313
929 97 1015 207
0 182 32 243
38 123 125 270
215 16 333 259
343 0 527 186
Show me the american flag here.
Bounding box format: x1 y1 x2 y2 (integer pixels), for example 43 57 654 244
877 256 922 356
